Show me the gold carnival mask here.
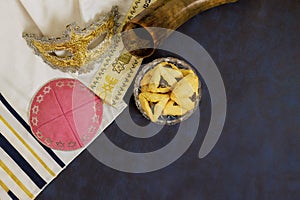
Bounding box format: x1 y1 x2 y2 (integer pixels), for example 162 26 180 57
23 6 120 73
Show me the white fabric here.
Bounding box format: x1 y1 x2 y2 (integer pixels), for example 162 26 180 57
0 0 131 154
79 0 132 23
0 166 32 200
0 0 73 119
0 0 132 199
0 0 132 120
19 0 82 35
19 0 133 34
0 149 40 198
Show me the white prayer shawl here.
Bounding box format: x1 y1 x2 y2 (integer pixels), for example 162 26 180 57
0 0 132 199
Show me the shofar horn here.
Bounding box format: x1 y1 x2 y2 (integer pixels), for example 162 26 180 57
122 0 238 57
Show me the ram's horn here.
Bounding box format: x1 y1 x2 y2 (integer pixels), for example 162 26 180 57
122 0 238 57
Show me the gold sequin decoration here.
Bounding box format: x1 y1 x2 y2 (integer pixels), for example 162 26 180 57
23 6 120 73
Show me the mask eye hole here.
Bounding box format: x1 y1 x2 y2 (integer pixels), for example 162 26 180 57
49 50 73 58
87 32 108 50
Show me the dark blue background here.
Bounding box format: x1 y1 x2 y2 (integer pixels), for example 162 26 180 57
37 0 300 199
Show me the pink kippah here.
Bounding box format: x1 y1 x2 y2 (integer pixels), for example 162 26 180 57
29 78 103 151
